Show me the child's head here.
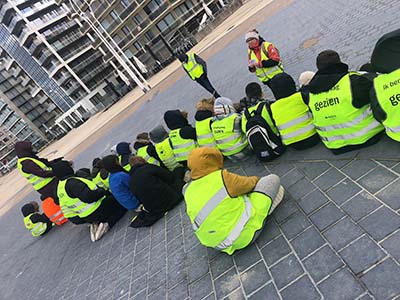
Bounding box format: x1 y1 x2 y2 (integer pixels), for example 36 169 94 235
164 110 189 130
116 142 132 155
129 156 147 167
268 73 297 99
245 82 263 101
196 98 215 111
21 201 39 217
149 125 169 143
298 71 315 87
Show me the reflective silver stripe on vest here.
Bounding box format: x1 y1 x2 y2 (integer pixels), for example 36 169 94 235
216 196 253 250
67 201 97 215
320 120 382 142
173 141 195 149
219 136 248 153
53 216 65 223
316 109 371 132
386 125 400 133
175 151 191 158
192 187 228 231
48 211 63 220
280 124 315 140
32 223 46 235
277 113 312 131
215 132 242 144
257 65 282 79
27 174 50 186
198 133 214 139
200 142 216 147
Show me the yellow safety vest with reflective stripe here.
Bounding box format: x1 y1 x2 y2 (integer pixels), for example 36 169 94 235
23 213 47 237
309 73 383 149
196 118 216 147
136 146 161 166
373 69 400 141
169 129 197 162
270 92 316 145
211 114 248 156
17 157 54 191
93 172 110 190
183 170 272 255
118 155 131 172
155 138 182 171
183 53 204 80
241 102 279 135
248 42 283 83
57 177 105 219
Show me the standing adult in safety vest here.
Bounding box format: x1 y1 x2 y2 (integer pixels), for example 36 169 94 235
195 98 217 148
269 73 320 150
183 147 284 255
52 161 127 242
21 201 52 237
177 52 221 98
133 132 161 166
164 110 198 164
246 29 284 95
369 29 400 142
15 141 59 199
307 50 384 154
211 97 251 161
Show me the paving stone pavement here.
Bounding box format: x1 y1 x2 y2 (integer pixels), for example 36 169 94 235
1 0 400 299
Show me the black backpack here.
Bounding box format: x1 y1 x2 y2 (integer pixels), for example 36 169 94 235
243 103 285 162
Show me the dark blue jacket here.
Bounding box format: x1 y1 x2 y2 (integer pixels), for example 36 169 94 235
109 171 139 210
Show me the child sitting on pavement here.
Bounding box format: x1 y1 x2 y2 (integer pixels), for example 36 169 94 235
195 98 217 148
21 201 53 237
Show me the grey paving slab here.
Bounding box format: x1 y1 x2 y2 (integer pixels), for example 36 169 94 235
280 275 321 300
303 245 344 283
1 1 400 300
298 189 329 215
248 283 279 300
326 178 362 206
339 235 386 275
318 269 365 300
269 254 304 289
341 191 381 221
361 259 400 300
309 203 345 231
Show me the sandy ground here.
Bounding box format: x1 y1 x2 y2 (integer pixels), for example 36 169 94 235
0 0 293 216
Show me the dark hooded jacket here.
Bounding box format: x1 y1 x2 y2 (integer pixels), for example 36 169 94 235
308 63 382 154
129 162 183 220
194 109 213 122
52 161 108 204
164 110 197 140
116 142 132 169
15 141 58 198
370 29 400 123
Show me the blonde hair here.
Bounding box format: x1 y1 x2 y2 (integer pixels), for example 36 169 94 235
196 97 215 111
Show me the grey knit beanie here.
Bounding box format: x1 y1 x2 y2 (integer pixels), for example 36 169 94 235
149 125 169 143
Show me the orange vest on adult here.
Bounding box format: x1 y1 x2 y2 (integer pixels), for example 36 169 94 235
42 197 68 225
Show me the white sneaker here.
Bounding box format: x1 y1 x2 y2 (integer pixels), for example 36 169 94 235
89 223 98 242
268 185 285 215
95 222 109 241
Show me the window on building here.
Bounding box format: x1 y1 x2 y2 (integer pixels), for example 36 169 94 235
100 19 110 29
122 26 130 35
133 14 143 25
156 14 176 33
144 0 164 14
145 29 156 40
110 10 119 21
121 0 130 8
133 41 142 51
124 49 134 58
